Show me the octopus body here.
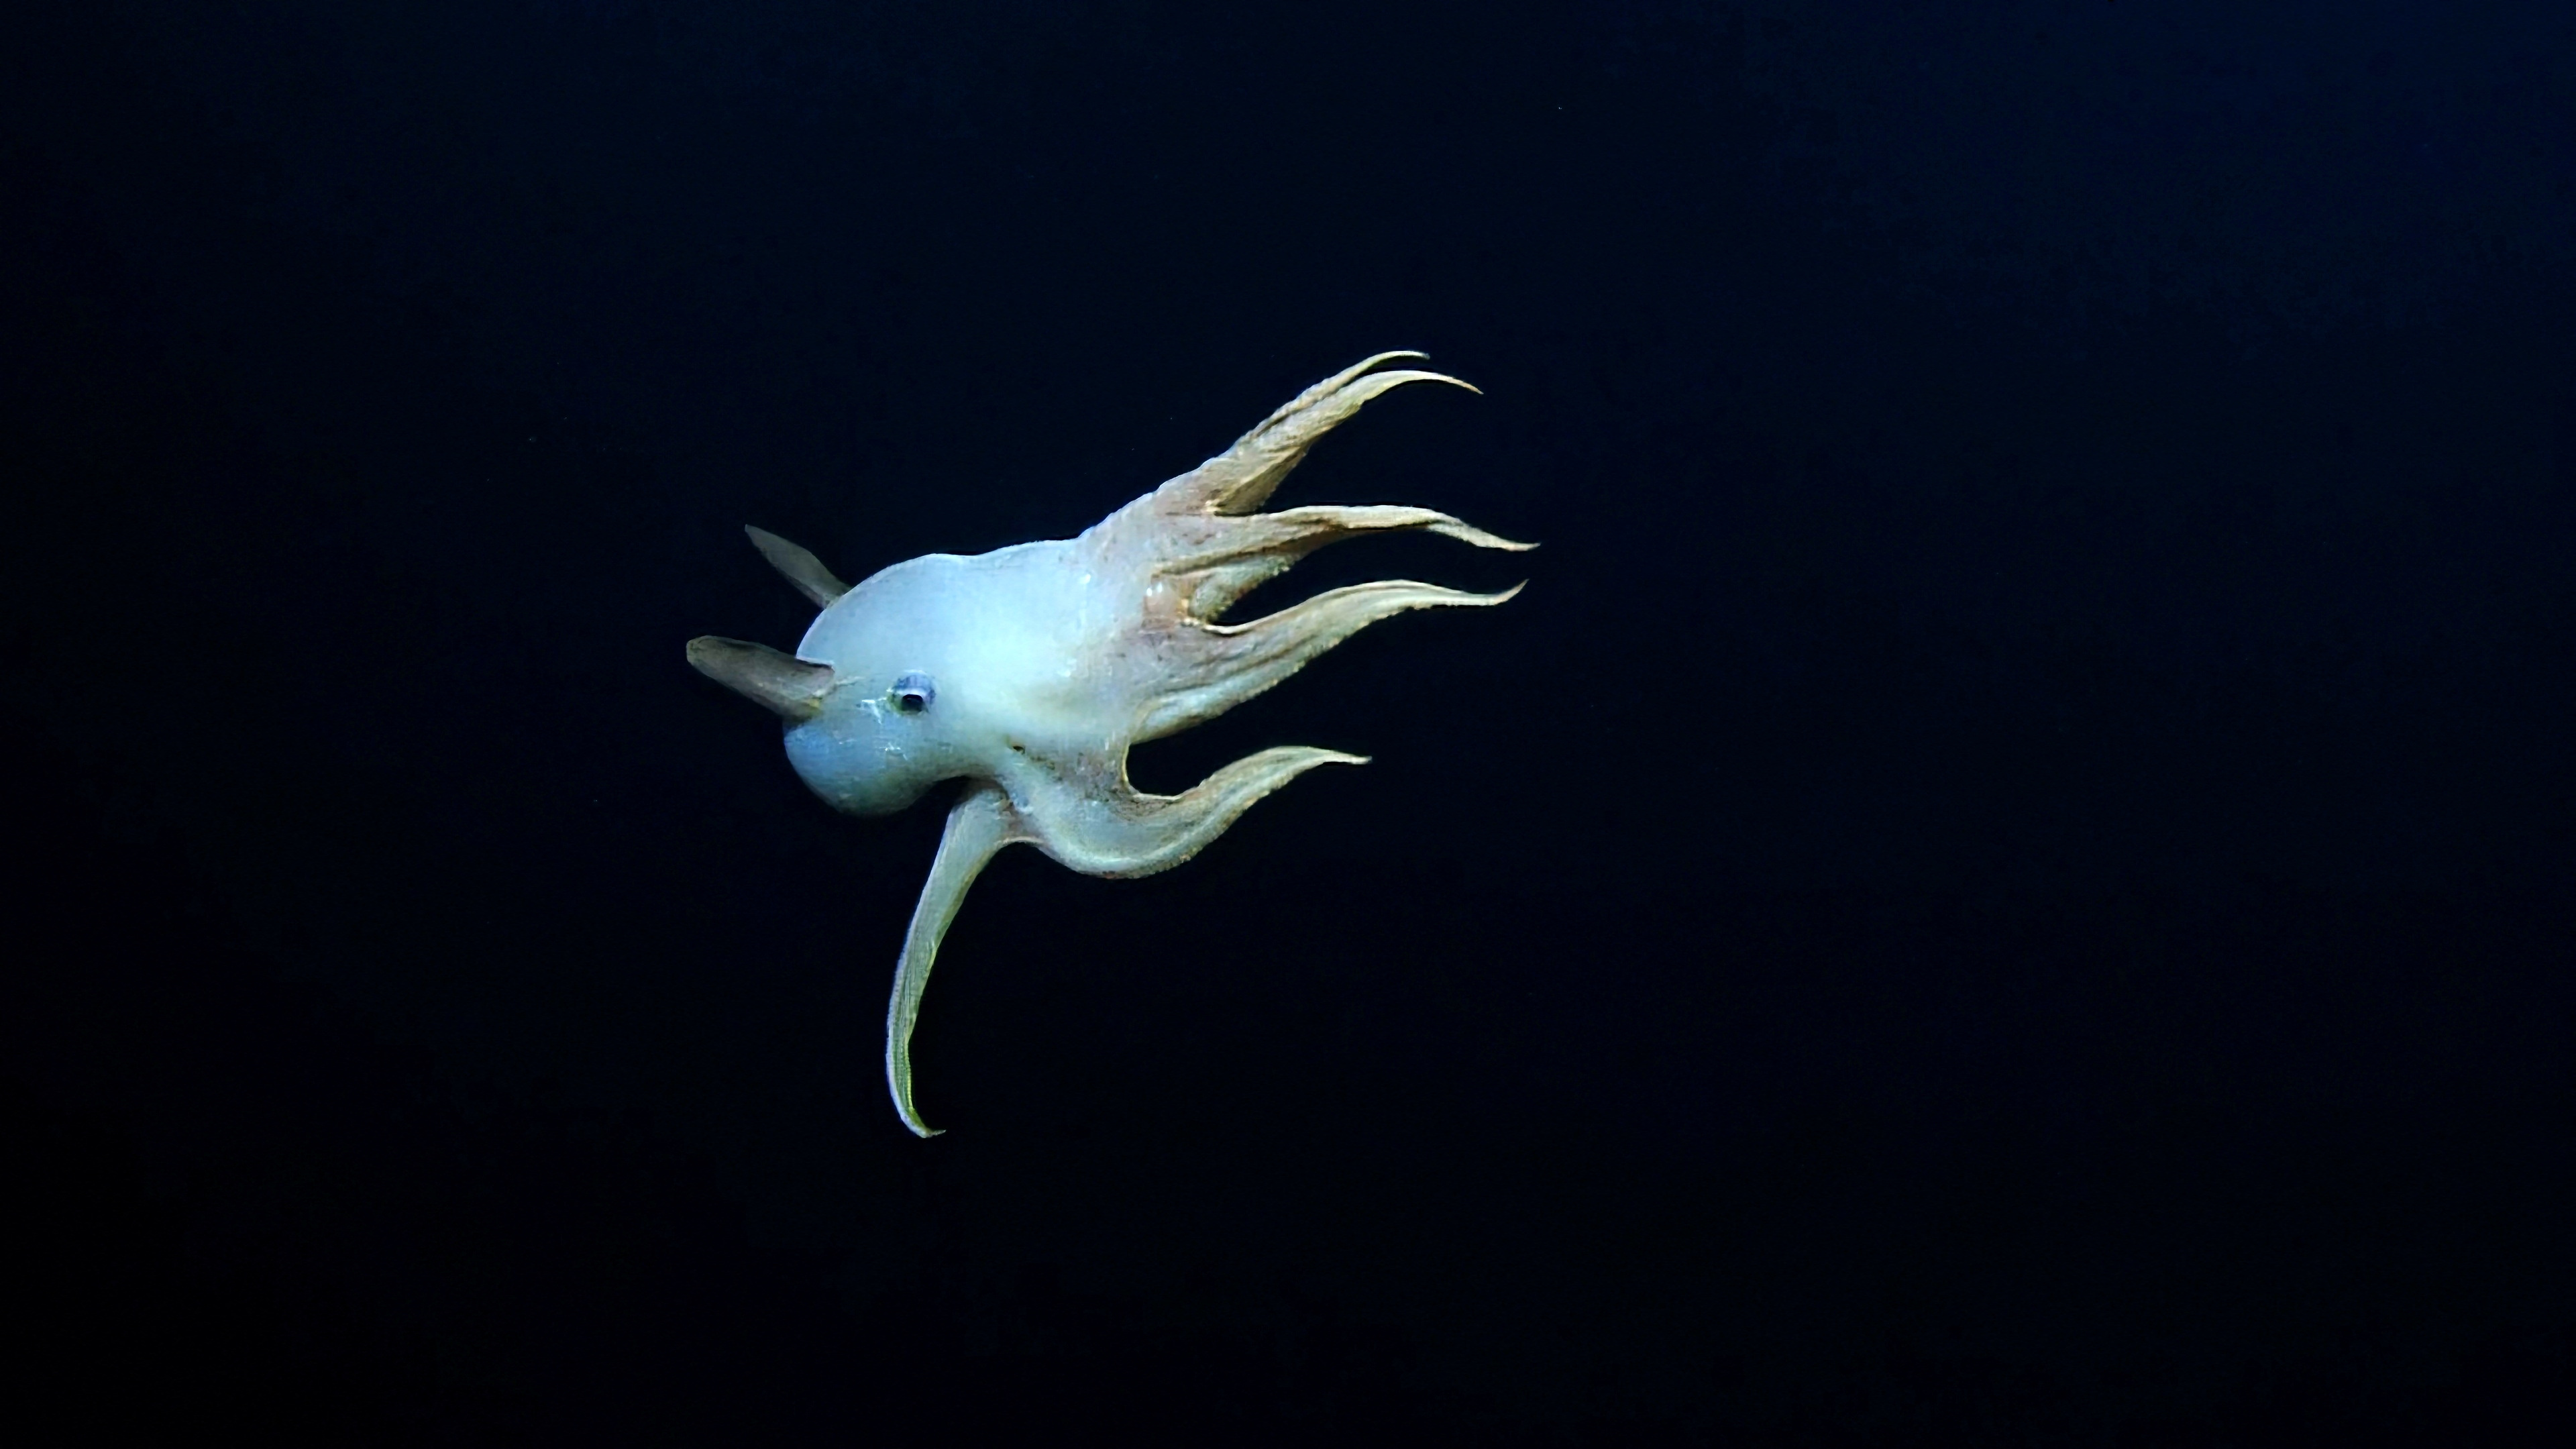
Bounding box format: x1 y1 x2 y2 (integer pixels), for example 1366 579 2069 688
688 353 1530 1135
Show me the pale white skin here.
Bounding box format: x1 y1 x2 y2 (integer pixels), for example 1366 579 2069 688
688 353 1529 1136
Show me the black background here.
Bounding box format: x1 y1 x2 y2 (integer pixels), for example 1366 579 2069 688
5 2 2573 1442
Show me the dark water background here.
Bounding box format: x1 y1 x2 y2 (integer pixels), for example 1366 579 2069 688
5 3 2572 1441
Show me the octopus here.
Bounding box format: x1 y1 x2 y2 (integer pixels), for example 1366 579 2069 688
687 353 1531 1136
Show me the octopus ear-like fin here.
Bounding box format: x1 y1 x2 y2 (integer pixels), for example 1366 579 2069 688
887 782 1028 1138
1157 352 1480 517
745 525 849 607
685 636 834 722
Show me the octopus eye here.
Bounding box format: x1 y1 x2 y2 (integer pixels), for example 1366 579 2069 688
890 672 936 714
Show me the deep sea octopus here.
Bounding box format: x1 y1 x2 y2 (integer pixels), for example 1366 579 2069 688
689 354 1530 1135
